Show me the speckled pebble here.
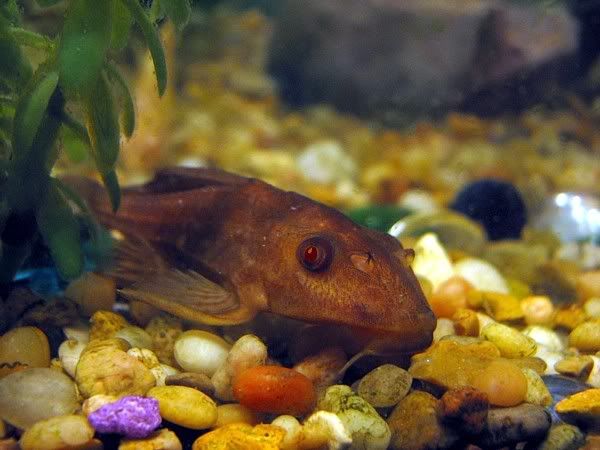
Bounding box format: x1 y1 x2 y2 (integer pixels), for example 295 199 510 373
88 396 162 438
438 387 489 435
148 385 217 430
19 415 95 450
522 367 553 407
537 424 586 450
145 316 183 367
116 326 153 350
89 310 128 341
480 322 537 358
118 428 182 450
357 364 412 408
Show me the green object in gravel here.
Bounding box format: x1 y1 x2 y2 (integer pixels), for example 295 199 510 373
346 205 412 232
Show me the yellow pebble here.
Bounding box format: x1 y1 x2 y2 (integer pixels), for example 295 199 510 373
472 360 527 407
148 386 217 430
89 311 128 341
118 428 182 450
480 323 537 358
481 292 523 322
520 296 555 326
192 423 285 450
214 403 259 428
569 320 600 353
0 326 50 369
452 308 479 337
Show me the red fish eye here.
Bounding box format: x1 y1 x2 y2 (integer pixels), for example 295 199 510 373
297 237 334 272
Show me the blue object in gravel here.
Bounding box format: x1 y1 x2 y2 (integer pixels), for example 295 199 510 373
88 396 162 438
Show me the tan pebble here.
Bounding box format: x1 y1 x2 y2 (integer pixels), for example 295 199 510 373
165 372 215 396
481 292 523 322
58 339 87 378
64 273 116 317
472 360 527 407
428 276 473 319
556 388 600 429
0 327 50 369
480 323 537 358
510 356 547 375
292 347 346 391
19 415 94 450
522 368 552 407
584 298 600 319
536 424 586 450
214 403 259 428
89 310 128 341
192 423 284 450
433 318 455 341
555 355 594 379
438 387 489 435
387 391 457 450
577 270 600 300
81 394 117 416
76 341 155 398
522 326 565 352
145 315 183 367
148 385 217 429
521 296 555 326
357 364 412 408
115 326 153 350
127 348 161 369
150 364 179 387
569 320 600 353
452 308 479 337
118 428 182 450
555 306 587 331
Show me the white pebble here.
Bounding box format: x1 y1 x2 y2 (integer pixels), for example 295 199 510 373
454 258 509 294
433 319 455 342
522 326 565 352
115 326 153 350
58 339 86 378
584 298 600 319
296 140 357 184
397 190 439 214
410 233 454 291
174 330 231 377
62 324 90 344
150 364 179 387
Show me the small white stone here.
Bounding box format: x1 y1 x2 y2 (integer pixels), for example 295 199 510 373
303 410 353 450
58 339 87 378
584 298 600 319
127 348 160 369
150 364 180 387
454 258 509 294
297 140 357 184
433 319 455 342
535 346 563 375
522 326 565 352
586 356 600 388
271 415 302 450
397 189 439 214
410 233 454 291
115 326 153 350
62 324 90 344
174 330 231 377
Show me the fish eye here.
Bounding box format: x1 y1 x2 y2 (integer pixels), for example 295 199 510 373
297 236 334 272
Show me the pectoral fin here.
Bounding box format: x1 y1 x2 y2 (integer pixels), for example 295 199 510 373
119 268 256 325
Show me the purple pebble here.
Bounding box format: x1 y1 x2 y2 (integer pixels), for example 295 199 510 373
88 396 162 439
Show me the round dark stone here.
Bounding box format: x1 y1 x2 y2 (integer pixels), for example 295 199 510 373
450 179 527 241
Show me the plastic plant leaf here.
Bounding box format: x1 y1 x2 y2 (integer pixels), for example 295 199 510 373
110 0 133 51
35 0 63 6
121 0 167 96
60 125 89 163
101 169 121 212
58 0 112 95
0 17 32 86
161 0 191 29
105 62 135 137
36 179 84 280
84 72 120 175
11 69 59 157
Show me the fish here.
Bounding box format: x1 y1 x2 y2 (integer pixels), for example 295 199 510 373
64 167 436 353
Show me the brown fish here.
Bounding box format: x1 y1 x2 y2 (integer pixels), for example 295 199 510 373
66 167 435 352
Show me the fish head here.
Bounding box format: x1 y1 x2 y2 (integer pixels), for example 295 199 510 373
262 197 436 353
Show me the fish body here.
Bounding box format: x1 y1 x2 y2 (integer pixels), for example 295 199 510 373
67 167 435 352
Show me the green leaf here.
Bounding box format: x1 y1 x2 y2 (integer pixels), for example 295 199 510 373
0 18 32 86
84 72 120 174
35 0 63 6
101 169 121 212
110 0 133 51
12 69 59 156
121 0 167 96
105 62 135 137
58 0 112 95
37 180 84 280
0 0 20 25
161 0 190 29
60 125 89 163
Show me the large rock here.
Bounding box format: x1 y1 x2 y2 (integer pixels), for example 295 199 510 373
268 0 579 123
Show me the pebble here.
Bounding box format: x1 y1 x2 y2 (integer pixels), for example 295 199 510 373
472 359 528 407
299 411 352 450
0 368 79 429
454 257 510 294
480 322 537 358
522 367 553 407
536 346 564 375
481 291 524 322
128 347 161 369
75 339 156 398
145 315 182 367
521 295 556 326
214 403 259 428
577 271 600 301
318 384 390 450
523 326 565 353
296 140 357 184
233 365 316 416
165 372 215 395
410 233 454 291
88 396 162 438
211 334 268 401
82 394 117 416
584 297 600 319
428 276 473 319
64 273 116 316
569 320 600 353
451 308 480 336
292 346 347 391
174 330 230 376
357 364 412 408
387 390 456 450
432 318 455 342
118 428 182 450
555 305 588 331
192 423 285 450
63 323 90 344
0 326 50 369
474 403 552 448
556 355 594 380
115 326 154 350
19 415 95 450
89 310 128 341
58 339 86 378
536 424 586 450
556 388 600 429
437 387 489 435
150 364 179 387
148 385 217 429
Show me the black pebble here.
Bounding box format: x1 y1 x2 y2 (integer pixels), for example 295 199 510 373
450 179 527 240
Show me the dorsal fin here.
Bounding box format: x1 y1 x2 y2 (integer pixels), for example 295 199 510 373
139 167 251 194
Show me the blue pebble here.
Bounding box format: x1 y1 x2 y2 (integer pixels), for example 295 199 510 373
451 179 527 240
88 396 162 439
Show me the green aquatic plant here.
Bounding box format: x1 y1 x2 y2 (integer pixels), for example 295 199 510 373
0 0 190 283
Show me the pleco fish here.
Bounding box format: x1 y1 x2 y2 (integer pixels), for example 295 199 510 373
65 167 435 353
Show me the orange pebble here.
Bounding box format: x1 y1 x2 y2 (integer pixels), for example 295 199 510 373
472 360 527 407
233 365 316 416
429 276 474 318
